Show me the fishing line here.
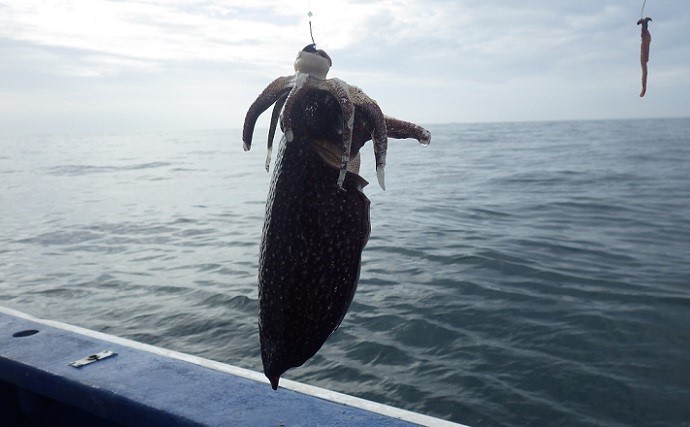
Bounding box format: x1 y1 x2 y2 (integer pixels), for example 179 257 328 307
308 0 316 45
309 11 315 45
640 0 647 19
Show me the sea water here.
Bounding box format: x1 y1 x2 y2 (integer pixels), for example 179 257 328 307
1 118 689 426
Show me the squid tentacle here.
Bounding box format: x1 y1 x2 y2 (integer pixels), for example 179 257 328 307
281 73 312 143
349 85 388 190
243 76 293 151
322 78 354 190
385 116 431 146
265 93 288 171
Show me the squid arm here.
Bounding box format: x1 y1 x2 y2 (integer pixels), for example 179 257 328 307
385 116 431 146
242 76 292 151
349 86 388 190
265 94 288 171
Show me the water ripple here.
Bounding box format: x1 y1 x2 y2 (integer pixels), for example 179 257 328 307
2 122 690 426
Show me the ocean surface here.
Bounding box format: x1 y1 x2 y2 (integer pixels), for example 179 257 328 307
1 118 689 426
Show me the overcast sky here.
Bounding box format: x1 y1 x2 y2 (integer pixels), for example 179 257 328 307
1 0 689 134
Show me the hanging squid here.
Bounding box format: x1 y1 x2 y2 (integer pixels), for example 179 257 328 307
242 45 430 390
638 17 652 97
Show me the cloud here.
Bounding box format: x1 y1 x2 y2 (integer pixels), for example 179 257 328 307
0 0 688 133
0 0 306 75
0 1 679 81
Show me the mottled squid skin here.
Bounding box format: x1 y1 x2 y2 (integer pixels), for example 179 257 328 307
243 51 431 389
258 145 370 391
258 91 371 390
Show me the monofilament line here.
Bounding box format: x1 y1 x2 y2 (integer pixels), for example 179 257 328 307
308 11 315 45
